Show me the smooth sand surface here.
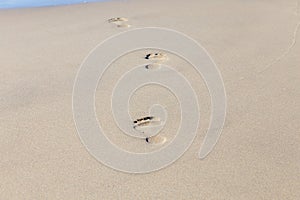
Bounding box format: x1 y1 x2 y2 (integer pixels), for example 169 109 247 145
1 0 300 199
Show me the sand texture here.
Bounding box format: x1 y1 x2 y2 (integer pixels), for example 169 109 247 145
0 0 300 199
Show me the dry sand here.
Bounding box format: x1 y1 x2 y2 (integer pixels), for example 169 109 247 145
0 0 300 199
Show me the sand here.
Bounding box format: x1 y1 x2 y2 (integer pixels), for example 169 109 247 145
0 0 300 199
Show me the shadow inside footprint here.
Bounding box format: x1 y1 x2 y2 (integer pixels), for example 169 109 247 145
145 63 161 70
146 135 167 145
145 53 168 61
133 116 160 128
133 116 166 145
108 17 131 28
108 17 128 23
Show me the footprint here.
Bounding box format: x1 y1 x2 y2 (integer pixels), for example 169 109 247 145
117 24 131 28
133 116 166 145
108 17 131 28
133 116 161 129
146 135 167 145
108 17 128 23
145 63 161 70
145 53 168 61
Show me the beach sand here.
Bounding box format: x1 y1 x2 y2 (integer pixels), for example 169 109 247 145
0 0 300 199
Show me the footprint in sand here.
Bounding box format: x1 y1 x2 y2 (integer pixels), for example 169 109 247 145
146 135 167 145
133 116 161 128
133 116 167 145
108 17 131 28
144 52 168 70
145 63 161 70
139 53 169 143
145 53 168 61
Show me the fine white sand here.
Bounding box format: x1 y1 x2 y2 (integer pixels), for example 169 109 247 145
0 0 300 199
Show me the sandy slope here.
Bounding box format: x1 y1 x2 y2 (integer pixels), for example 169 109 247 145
0 0 299 199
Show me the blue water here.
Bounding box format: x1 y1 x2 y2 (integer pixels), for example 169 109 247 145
0 0 107 9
